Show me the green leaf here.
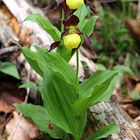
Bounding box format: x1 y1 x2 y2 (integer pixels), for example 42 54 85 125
25 13 61 41
82 16 98 36
113 65 134 75
57 43 72 62
41 53 78 88
79 70 117 98
96 64 106 71
116 28 128 36
0 62 20 79
74 73 119 116
41 68 86 139
37 46 79 90
19 81 37 89
15 104 65 139
74 4 88 29
131 91 140 101
22 47 46 76
87 124 120 140
22 46 78 90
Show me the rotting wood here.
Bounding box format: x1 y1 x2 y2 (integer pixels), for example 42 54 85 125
0 4 19 48
2 0 53 49
88 96 140 140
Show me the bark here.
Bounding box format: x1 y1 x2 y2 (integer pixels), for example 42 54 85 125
1 0 140 140
88 96 140 140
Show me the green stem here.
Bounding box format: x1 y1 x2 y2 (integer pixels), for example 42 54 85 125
61 8 65 33
76 50 79 82
74 135 80 140
121 0 126 17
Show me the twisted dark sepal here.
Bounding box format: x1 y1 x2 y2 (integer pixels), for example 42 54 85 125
49 41 60 52
83 35 97 59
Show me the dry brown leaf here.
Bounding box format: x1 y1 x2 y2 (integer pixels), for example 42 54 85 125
135 83 140 93
6 111 39 140
126 19 140 39
0 99 14 114
126 19 140 51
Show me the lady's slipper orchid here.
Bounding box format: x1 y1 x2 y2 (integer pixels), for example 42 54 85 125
49 15 96 58
63 33 81 49
46 0 96 15
66 0 84 9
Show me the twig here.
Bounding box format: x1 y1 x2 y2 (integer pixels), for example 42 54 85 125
0 46 20 56
137 0 140 19
9 68 31 140
9 113 23 140
0 113 13 138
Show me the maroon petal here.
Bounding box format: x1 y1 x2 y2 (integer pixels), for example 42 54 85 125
83 35 97 58
61 29 69 38
62 0 72 14
57 0 64 7
61 28 81 39
63 15 79 27
75 28 82 34
49 41 60 52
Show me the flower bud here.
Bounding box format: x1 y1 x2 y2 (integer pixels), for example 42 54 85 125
66 0 84 9
63 33 81 49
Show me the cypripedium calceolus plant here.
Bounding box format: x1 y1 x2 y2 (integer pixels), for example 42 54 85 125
63 33 81 49
16 0 121 140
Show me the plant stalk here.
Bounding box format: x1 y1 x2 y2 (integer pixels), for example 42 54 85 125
76 50 79 82
61 8 65 33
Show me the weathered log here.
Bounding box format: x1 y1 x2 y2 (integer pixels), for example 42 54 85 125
88 97 140 140
2 0 53 49
1 0 140 140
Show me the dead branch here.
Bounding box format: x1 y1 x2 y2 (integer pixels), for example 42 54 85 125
0 46 20 56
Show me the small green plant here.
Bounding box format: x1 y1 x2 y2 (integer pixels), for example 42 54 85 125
131 91 140 101
16 1 121 140
92 1 137 70
0 61 19 79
